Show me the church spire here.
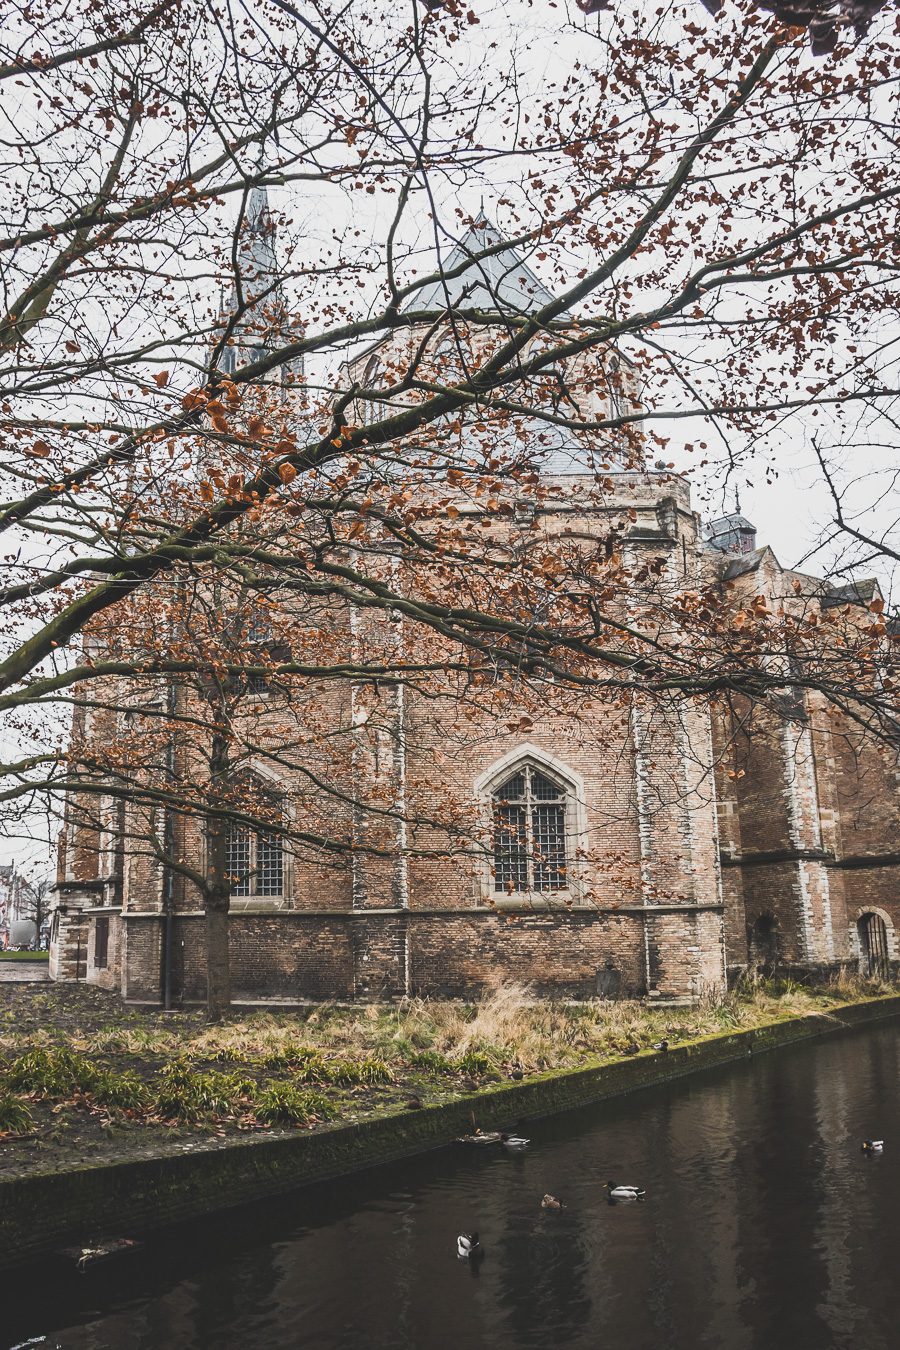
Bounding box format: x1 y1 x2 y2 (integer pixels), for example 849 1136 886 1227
215 177 303 384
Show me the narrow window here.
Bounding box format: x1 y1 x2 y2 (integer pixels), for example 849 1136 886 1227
858 912 889 979
492 765 568 894
246 670 270 696
226 825 252 896
256 830 283 896
94 916 109 969
245 611 272 694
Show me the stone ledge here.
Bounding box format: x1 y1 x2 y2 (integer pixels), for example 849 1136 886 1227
116 904 723 921
1 993 898 1272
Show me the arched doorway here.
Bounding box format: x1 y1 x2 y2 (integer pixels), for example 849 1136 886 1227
748 913 780 973
858 912 890 979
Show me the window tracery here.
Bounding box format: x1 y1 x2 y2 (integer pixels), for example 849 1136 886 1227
492 764 568 894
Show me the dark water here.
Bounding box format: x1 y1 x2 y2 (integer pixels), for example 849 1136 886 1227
6 1021 900 1350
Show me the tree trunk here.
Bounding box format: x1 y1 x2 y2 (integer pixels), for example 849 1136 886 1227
205 895 231 1022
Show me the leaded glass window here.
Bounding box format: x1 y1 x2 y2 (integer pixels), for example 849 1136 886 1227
492 765 567 894
226 825 252 895
256 831 284 896
225 784 284 898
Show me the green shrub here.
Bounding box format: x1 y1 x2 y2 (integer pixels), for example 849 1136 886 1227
262 1042 320 1070
89 1070 151 1113
382 1035 418 1061
457 1049 499 1078
328 1057 394 1087
210 1046 250 1064
410 1050 456 1077
153 1061 251 1122
0 1093 33 1132
5 1046 98 1098
282 1050 391 1086
253 1081 339 1127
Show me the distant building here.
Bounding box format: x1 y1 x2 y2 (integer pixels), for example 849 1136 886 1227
0 863 10 947
0 863 34 948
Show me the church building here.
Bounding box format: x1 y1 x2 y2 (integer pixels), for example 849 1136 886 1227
48 195 899 1004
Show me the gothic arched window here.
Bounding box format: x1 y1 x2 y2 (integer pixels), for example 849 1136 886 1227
492 764 568 894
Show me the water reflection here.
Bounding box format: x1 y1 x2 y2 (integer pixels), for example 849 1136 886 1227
6 1022 900 1350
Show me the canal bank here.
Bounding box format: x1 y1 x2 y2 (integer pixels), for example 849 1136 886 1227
2 991 898 1271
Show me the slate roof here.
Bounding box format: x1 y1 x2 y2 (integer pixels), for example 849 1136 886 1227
822 579 880 609
403 217 562 317
721 547 767 580
706 512 755 534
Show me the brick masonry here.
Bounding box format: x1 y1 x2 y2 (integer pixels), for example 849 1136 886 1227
49 475 900 1004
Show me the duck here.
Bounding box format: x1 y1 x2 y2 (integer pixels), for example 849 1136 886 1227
862 1139 884 1153
457 1232 481 1258
541 1193 565 1210
623 1041 641 1056
606 1180 646 1202
500 1133 530 1152
455 1129 502 1146
652 1039 669 1053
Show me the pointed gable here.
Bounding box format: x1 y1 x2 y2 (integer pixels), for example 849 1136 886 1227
403 216 563 317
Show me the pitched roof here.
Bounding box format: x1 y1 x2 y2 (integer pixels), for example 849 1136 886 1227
721 547 767 580
702 514 758 554
706 513 756 536
403 217 561 317
822 579 880 609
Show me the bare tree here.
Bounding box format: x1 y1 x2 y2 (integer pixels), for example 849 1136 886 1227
2 0 899 1009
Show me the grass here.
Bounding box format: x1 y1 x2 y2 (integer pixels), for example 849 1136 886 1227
0 951 49 961
0 1094 33 1133
0 974 893 1144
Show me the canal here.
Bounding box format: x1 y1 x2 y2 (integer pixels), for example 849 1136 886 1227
5 1019 900 1350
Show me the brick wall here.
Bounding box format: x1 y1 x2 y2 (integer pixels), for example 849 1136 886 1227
49 470 897 1006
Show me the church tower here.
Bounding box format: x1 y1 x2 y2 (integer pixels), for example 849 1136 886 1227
215 182 304 386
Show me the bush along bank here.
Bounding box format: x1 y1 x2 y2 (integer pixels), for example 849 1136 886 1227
0 987 898 1270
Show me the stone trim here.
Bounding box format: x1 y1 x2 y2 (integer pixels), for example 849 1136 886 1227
117 902 725 921
830 853 900 871
721 848 833 867
52 878 106 895
722 849 900 871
